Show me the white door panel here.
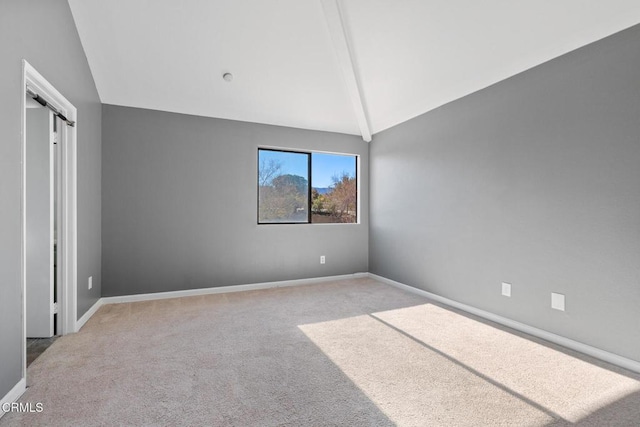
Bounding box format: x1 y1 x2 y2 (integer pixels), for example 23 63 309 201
26 108 54 338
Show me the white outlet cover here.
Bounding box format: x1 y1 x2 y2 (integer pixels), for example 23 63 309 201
551 293 565 311
320 256 325 264
501 282 512 297
88 276 93 290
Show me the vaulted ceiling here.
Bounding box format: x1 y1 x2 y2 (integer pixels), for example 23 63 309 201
68 0 640 141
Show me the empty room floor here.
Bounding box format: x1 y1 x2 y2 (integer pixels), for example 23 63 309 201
2 277 639 426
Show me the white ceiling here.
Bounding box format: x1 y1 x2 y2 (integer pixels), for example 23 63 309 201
68 0 640 141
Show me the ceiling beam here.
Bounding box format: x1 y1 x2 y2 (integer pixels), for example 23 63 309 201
321 0 372 142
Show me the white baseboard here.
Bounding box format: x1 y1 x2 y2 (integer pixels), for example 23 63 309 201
101 273 369 305
370 273 640 374
70 273 368 333
0 378 26 420
75 298 105 332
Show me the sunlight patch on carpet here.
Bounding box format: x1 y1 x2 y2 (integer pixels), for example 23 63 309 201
299 311 556 426
299 303 640 425
372 303 640 423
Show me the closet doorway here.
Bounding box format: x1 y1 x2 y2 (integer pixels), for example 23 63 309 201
24 103 59 364
22 61 78 375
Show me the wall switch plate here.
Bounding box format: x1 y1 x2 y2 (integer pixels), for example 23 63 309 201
551 293 565 311
320 255 326 264
88 276 93 290
501 282 512 297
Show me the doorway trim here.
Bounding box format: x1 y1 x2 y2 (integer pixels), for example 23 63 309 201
21 60 78 379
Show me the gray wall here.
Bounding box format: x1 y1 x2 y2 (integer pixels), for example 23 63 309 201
370 24 640 363
102 105 368 296
0 0 101 399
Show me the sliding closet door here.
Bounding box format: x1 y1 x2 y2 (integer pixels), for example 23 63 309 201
25 108 55 338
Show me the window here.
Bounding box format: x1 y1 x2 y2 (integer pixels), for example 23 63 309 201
258 148 357 224
258 149 310 223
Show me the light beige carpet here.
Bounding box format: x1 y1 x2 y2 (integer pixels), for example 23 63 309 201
2 277 639 426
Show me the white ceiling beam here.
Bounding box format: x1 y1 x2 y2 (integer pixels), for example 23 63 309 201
321 0 372 142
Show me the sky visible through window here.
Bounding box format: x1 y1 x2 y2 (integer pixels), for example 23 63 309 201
259 149 308 180
312 153 356 188
258 150 355 188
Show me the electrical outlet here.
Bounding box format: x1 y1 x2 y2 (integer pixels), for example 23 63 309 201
88 276 93 290
501 282 511 297
320 255 326 264
551 293 565 311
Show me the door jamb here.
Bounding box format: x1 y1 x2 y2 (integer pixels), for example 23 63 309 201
21 60 78 380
